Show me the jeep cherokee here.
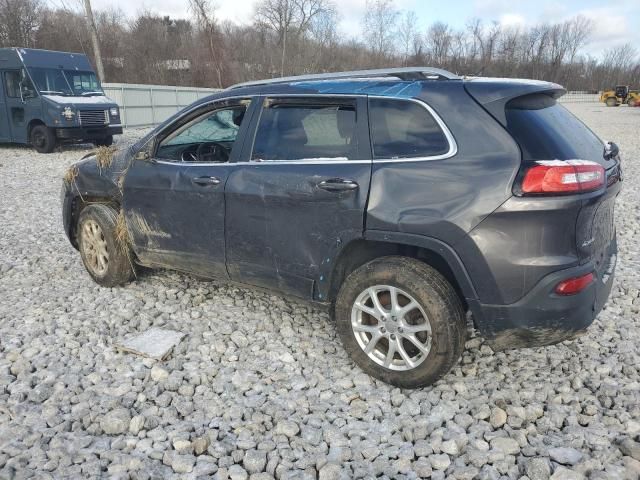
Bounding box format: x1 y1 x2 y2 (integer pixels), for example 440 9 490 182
61 68 621 388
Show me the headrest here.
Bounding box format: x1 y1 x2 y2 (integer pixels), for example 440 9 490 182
277 108 308 145
336 108 355 140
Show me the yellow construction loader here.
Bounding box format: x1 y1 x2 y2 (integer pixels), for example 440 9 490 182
600 85 640 106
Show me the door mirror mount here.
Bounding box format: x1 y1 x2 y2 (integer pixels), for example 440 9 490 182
134 150 151 162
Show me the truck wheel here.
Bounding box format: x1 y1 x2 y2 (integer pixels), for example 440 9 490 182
30 125 57 153
627 98 637 107
605 97 617 107
334 256 466 389
94 135 113 147
77 205 135 287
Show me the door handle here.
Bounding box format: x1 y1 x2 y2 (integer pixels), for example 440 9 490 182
192 176 221 186
317 178 359 192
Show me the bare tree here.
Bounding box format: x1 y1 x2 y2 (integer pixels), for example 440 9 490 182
254 0 334 76
425 22 452 66
83 0 105 81
189 0 226 88
0 0 42 48
397 10 418 66
362 0 399 66
9 3 640 91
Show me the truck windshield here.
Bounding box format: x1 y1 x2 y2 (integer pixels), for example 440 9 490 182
28 68 103 97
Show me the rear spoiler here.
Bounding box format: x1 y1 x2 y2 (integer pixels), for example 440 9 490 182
464 78 566 126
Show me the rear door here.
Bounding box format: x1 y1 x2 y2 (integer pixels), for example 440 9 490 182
225 96 371 300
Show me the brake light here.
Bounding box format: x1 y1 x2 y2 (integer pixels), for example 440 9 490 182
555 272 594 295
520 160 605 194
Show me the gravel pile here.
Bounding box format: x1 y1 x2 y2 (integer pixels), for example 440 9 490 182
1 104 639 479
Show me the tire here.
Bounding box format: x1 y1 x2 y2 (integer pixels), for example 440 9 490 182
334 256 466 389
30 125 57 153
77 204 135 287
605 97 617 107
94 135 113 147
627 98 637 107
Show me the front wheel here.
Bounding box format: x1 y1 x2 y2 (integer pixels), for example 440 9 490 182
30 125 57 153
78 205 135 287
605 97 617 107
334 256 466 389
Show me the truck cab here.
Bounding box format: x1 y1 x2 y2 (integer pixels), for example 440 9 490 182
0 48 122 153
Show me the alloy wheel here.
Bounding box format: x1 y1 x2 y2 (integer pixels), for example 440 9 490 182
350 285 432 371
81 219 109 276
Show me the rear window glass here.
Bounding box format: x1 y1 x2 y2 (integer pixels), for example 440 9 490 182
369 98 450 159
252 103 356 161
505 94 604 162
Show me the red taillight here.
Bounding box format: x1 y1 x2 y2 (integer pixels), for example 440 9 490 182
555 272 594 295
521 160 605 194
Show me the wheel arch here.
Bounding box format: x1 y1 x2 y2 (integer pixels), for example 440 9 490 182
27 119 46 138
66 195 120 249
326 231 484 325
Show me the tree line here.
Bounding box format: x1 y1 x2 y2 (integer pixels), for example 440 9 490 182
1 0 638 91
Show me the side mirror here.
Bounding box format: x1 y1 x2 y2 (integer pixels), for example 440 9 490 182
604 141 619 160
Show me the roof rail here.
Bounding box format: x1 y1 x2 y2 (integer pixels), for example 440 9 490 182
228 67 460 90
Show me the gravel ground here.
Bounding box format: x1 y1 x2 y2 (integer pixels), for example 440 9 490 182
0 103 639 480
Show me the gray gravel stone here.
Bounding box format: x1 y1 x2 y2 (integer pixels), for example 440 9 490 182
318 463 341 480
526 457 552 480
275 420 300 438
100 409 131 435
549 466 585 480
490 437 520 455
430 453 451 471
490 407 507 428
171 453 196 474
548 447 583 466
618 438 640 461
243 449 267 474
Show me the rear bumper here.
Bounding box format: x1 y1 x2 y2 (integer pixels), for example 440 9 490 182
478 235 617 350
55 126 122 141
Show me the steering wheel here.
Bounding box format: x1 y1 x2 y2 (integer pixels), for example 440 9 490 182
181 145 199 162
196 142 230 163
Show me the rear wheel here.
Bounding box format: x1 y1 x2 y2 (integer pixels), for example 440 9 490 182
78 205 135 287
93 135 113 147
334 256 466 388
627 98 637 107
30 125 57 153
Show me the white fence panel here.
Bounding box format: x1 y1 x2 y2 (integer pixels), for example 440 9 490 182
559 92 600 103
102 83 221 128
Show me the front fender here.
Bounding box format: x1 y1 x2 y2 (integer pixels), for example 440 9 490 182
61 152 126 247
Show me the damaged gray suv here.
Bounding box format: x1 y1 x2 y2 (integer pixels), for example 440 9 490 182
61 68 621 388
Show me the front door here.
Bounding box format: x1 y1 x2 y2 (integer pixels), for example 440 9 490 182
122 97 256 279
0 72 9 142
225 96 372 300
3 69 39 143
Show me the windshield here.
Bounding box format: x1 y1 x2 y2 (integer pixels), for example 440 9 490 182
28 68 103 96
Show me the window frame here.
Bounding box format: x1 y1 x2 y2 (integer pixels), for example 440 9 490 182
151 96 255 165
367 96 457 162
4 70 23 99
247 95 370 164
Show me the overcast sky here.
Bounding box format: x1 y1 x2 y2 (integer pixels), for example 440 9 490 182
71 0 639 57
